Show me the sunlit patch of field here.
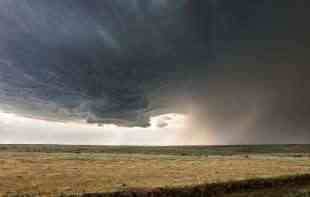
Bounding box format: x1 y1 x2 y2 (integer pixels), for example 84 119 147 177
0 151 310 196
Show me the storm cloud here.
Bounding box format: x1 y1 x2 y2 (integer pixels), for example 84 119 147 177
0 0 310 143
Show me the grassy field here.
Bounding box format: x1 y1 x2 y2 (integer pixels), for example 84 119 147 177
0 145 310 196
1 144 310 156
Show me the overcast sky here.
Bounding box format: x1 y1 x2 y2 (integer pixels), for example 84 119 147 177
0 0 310 144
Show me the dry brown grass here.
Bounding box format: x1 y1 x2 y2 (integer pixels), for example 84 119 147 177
0 152 310 196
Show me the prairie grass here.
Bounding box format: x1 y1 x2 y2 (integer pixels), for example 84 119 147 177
0 152 310 196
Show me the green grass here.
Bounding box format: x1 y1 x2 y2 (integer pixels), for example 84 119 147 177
1 144 310 156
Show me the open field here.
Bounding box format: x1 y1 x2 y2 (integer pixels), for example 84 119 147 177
0 145 310 196
1 144 310 156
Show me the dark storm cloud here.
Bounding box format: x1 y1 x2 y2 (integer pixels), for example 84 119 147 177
0 0 193 126
189 0 310 143
0 0 310 143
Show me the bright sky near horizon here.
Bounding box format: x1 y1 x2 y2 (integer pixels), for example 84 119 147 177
0 111 195 145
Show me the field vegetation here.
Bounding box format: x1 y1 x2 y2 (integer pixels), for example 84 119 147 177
1 144 310 156
0 145 310 196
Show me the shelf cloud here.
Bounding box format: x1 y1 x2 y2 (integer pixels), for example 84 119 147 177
0 0 310 144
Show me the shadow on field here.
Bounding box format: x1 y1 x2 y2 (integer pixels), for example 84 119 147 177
70 174 310 197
